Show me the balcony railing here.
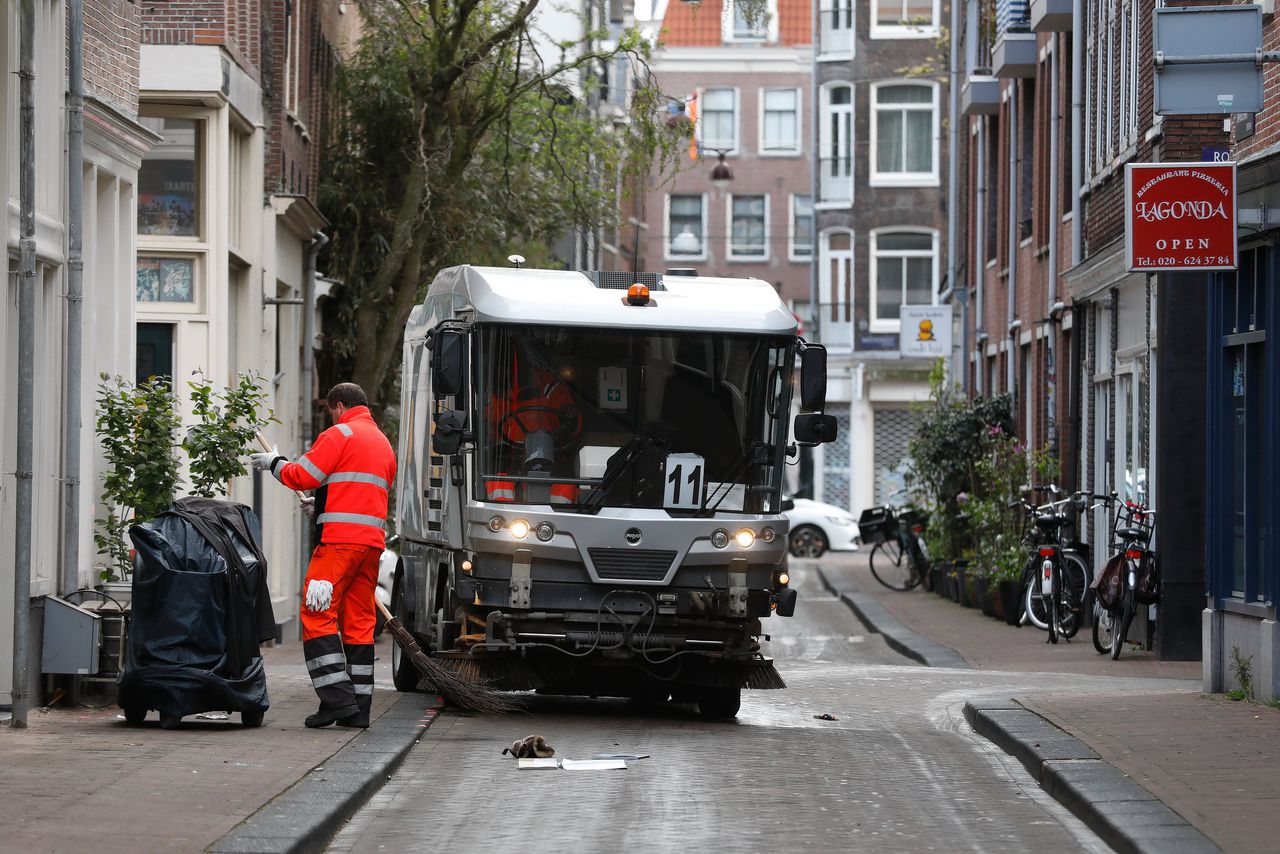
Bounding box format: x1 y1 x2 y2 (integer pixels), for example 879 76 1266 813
818 6 854 56
818 157 853 205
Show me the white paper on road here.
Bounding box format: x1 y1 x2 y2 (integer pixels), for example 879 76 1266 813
517 758 561 770
561 759 627 770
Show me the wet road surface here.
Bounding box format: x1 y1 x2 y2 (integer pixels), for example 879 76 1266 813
327 562 1183 852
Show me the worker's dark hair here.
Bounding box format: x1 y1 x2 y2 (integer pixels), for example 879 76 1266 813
326 383 368 408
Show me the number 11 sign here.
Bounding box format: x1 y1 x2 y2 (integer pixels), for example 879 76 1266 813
663 453 706 510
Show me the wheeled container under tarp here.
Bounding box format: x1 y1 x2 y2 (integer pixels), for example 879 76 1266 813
118 498 276 728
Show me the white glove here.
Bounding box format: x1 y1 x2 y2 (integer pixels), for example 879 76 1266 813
249 445 283 472
299 495 316 519
305 579 333 612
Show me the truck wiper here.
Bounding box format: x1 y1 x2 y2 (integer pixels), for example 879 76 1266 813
698 442 769 516
576 434 657 514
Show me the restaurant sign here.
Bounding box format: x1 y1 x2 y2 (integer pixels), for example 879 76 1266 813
1125 162 1237 271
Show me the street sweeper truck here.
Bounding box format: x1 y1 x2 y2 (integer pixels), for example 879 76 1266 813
391 266 835 717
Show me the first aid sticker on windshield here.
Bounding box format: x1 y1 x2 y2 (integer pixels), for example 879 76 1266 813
663 453 705 510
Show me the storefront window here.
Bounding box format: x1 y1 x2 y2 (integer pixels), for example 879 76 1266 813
136 257 195 303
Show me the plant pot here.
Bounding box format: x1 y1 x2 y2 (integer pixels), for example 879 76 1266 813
952 568 966 604
991 583 1006 620
100 579 133 607
977 577 996 617
998 580 1022 626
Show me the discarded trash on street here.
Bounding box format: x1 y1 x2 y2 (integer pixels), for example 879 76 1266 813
503 734 555 758
592 752 649 760
813 713 839 721
195 712 230 721
517 758 627 771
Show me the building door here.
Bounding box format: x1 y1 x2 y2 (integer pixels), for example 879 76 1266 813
136 322 174 385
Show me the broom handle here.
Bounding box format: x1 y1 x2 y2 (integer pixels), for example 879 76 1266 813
374 596 394 621
255 432 307 500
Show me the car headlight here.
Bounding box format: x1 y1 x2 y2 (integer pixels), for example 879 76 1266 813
826 515 854 526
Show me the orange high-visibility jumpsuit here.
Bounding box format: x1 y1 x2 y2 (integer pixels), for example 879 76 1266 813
268 405 396 716
484 369 582 504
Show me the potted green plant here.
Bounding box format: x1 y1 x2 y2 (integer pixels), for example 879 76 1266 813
182 370 276 497
93 374 184 590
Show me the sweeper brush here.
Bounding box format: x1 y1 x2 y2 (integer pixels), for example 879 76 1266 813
374 599 515 715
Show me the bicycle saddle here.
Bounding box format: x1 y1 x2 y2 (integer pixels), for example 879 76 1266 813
1116 526 1147 540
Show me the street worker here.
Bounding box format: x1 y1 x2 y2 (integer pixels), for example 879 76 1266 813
483 352 582 505
250 383 397 729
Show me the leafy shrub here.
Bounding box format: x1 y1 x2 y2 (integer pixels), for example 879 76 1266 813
183 371 276 498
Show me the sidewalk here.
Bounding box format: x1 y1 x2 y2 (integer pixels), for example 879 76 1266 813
816 553 1277 853
0 635 440 854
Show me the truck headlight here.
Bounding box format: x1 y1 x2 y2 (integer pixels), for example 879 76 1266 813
735 529 755 548
535 521 555 542
710 529 729 549
510 519 530 539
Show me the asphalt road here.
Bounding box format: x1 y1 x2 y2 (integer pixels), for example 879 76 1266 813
326 563 1179 853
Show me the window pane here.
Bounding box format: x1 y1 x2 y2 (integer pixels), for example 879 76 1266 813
877 232 932 251
877 85 932 104
669 195 703 256
830 85 851 106
765 89 796 111
137 256 195 303
906 110 933 172
876 0 903 25
876 111 904 172
138 118 200 237
703 89 734 110
905 0 933 24
734 2 768 38
731 195 766 256
702 89 736 148
792 195 813 257
876 258 903 319
905 257 933 304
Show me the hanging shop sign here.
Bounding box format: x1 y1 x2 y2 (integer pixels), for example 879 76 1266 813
899 305 954 358
1125 162 1237 271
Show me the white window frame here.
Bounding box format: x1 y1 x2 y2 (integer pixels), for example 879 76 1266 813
722 0 779 43
818 0 855 60
818 228 855 351
869 80 940 187
664 192 709 263
698 87 740 155
868 227 939 333
817 81 854 208
789 194 814 262
726 192 770 262
870 0 941 39
759 87 802 156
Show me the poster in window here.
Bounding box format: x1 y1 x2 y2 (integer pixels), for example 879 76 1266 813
137 257 194 303
138 118 199 236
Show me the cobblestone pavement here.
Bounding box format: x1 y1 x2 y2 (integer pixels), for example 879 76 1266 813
327 563 1195 853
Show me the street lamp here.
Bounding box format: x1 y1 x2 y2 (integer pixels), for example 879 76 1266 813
707 148 734 189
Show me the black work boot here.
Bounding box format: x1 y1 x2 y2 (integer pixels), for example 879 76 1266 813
339 643 374 728
304 702 361 728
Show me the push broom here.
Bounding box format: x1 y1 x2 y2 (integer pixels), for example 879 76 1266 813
255 433 513 714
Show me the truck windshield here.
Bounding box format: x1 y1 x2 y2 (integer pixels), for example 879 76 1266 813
474 324 793 515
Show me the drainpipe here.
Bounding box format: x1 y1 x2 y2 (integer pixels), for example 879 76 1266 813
63 0 85 598
947 0 963 390
1071 0 1083 267
12 0 36 729
975 116 987 395
1007 80 1019 396
299 231 328 593
1046 38 1060 456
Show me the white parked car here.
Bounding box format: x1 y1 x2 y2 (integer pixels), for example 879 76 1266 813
374 537 398 637
784 496 860 558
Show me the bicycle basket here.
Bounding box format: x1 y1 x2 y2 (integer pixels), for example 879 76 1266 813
858 506 898 545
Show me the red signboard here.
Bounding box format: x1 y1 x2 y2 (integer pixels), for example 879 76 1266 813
1125 162 1237 271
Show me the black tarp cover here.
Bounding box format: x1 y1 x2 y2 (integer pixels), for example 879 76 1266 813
119 498 276 718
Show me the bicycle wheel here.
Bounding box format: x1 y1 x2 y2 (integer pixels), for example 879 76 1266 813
1057 553 1089 640
1023 561 1049 631
1112 586 1136 660
1047 559 1059 644
870 538 914 591
1092 602 1115 655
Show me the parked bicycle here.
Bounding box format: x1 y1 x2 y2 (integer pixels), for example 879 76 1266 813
858 494 930 591
1092 500 1158 659
1018 487 1092 643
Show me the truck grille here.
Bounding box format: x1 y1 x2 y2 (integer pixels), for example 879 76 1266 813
587 548 677 581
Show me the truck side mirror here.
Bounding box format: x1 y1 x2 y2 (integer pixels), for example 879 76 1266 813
432 409 466 455
781 496 795 512
799 346 827 412
430 330 464 398
794 413 837 446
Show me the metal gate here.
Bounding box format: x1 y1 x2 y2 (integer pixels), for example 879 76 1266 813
874 407 922 505
821 403 852 511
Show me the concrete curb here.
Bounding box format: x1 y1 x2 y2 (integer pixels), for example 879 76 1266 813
816 564 970 669
964 701 1220 854
208 693 443 854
